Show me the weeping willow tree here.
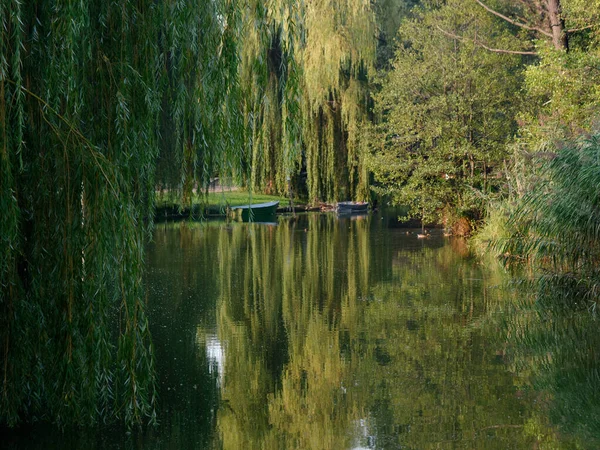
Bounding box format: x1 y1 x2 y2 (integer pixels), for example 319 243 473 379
299 0 376 203
240 0 377 203
0 0 380 428
155 0 244 203
238 0 302 196
0 0 243 427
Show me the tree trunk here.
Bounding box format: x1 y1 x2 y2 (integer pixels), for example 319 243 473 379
546 0 568 51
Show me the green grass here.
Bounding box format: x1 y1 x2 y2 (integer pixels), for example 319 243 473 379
203 191 292 207
156 190 298 209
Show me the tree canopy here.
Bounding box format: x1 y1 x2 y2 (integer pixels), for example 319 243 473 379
368 0 600 229
369 0 524 225
0 0 381 427
1 0 246 426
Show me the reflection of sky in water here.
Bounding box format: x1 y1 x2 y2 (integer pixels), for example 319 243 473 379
204 334 224 387
352 418 375 450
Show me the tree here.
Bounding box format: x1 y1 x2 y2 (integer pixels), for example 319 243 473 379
493 0 600 198
237 0 378 203
236 1 303 197
0 0 243 426
441 1 600 57
369 0 524 226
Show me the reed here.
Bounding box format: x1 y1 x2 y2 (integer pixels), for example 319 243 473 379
498 132 600 310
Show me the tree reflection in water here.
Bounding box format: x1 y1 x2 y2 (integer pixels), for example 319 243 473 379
9 214 580 449
208 214 555 449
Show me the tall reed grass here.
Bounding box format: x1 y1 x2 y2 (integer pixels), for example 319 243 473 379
498 132 600 310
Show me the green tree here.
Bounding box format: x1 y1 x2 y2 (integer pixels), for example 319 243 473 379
369 0 524 226
474 0 600 237
466 0 600 179
237 0 378 203
237 1 303 197
0 0 243 426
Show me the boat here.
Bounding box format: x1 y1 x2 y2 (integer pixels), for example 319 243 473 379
230 201 279 222
336 201 369 215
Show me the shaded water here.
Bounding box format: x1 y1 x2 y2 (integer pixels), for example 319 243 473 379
144 213 536 449
4 212 593 448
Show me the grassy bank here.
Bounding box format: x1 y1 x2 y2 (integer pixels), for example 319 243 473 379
205 191 293 207
155 190 304 220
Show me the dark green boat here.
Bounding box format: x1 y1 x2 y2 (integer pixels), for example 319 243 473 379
231 201 279 222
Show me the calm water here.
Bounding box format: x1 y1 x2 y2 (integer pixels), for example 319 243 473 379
5 212 594 448
144 213 533 449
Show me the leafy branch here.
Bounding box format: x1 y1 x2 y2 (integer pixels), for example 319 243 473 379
474 0 552 37
436 25 537 55
4 79 120 199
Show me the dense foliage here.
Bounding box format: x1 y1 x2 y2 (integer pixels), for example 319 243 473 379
368 0 600 229
0 0 387 428
500 134 600 307
2 0 600 430
0 0 243 426
239 0 378 202
369 0 524 225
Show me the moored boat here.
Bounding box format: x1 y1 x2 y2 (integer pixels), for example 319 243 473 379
231 201 279 221
336 201 369 214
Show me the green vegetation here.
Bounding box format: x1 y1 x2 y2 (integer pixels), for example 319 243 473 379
2 0 600 434
156 191 292 210
495 138 600 446
0 0 382 427
499 136 600 287
368 0 600 231
369 0 524 226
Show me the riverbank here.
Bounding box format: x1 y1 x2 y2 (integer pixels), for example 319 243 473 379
154 191 321 221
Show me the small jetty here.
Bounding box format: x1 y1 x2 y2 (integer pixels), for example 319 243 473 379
336 201 369 215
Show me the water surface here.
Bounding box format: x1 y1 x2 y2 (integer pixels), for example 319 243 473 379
145 213 536 449
6 212 582 448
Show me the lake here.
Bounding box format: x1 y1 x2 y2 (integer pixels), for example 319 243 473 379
145 212 536 449
5 211 591 448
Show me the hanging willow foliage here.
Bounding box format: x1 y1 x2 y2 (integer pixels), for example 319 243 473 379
238 0 303 196
240 0 376 202
300 0 376 202
1 0 377 427
0 0 242 427
155 0 244 203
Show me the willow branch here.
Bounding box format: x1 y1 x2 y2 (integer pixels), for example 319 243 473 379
474 0 553 37
567 24 599 33
4 79 120 199
436 26 538 55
